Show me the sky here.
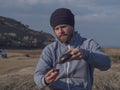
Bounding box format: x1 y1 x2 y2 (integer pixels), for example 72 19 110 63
0 0 120 48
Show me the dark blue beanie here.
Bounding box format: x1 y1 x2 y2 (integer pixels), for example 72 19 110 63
50 8 74 29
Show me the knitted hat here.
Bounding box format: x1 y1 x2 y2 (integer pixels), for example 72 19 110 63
50 8 74 29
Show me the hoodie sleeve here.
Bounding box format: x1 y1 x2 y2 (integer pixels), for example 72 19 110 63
83 39 111 71
34 46 53 88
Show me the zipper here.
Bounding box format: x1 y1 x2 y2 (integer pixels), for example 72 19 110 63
67 62 70 90
67 45 71 90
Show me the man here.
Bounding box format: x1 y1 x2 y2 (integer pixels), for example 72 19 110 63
34 8 111 90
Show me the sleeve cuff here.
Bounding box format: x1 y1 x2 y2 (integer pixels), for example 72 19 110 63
42 76 48 87
82 49 90 60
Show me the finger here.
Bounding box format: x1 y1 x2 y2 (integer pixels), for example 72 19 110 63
76 52 83 59
54 75 59 81
70 48 80 55
45 78 54 84
51 71 59 82
45 71 59 83
66 48 73 53
45 69 54 77
48 74 59 83
46 70 59 80
69 51 83 60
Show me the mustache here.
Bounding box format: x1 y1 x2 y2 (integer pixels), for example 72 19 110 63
60 33 68 36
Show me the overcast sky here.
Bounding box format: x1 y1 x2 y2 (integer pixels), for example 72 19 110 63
0 0 120 47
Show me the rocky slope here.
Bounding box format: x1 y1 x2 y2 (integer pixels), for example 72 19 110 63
0 16 54 49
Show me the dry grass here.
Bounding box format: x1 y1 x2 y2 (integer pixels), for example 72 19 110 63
103 48 120 56
0 48 120 90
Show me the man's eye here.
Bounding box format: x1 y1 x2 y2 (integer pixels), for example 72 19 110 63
55 28 59 30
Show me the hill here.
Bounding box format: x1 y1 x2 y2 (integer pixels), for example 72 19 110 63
0 16 55 49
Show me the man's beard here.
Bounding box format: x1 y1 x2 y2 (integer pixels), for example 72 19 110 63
58 35 68 43
57 34 73 43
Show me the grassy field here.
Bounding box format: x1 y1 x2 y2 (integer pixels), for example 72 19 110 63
0 48 120 90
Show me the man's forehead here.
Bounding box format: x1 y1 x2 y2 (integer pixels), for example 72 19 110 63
55 24 69 28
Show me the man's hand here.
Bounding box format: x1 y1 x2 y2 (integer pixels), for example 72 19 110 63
67 48 84 61
44 69 59 85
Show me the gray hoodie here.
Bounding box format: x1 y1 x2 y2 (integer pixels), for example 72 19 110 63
34 32 111 90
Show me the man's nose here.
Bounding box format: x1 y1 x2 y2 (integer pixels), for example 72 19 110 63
58 28 64 34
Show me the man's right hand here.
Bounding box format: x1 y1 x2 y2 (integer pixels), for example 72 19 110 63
44 69 59 85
